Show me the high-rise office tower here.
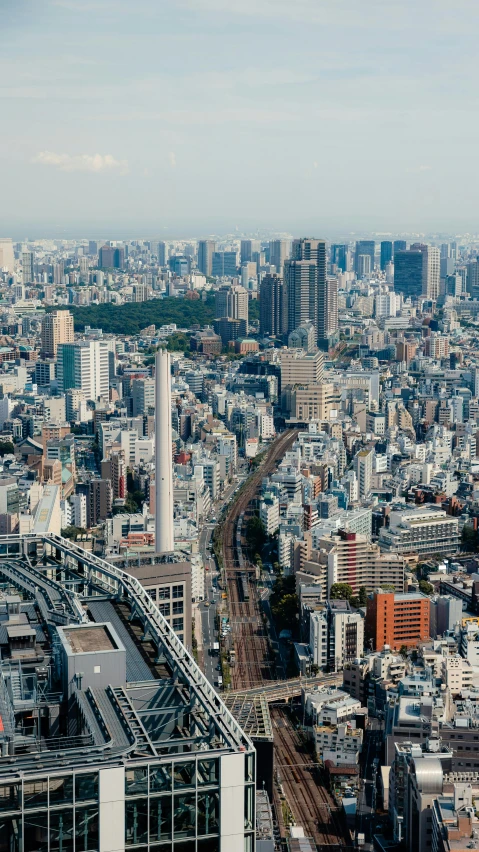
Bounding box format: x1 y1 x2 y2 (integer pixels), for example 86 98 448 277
269 239 290 275
98 245 125 269
215 284 248 323
22 250 34 284
0 238 14 273
53 262 65 285
285 237 335 348
331 244 348 272
57 340 109 400
197 239 216 276
240 239 261 263
467 260 479 298
357 254 371 277
393 240 407 255
211 251 238 277
259 273 287 337
155 348 174 554
440 243 450 259
88 240 99 255
354 240 375 274
41 309 74 357
380 241 393 271
394 249 425 299
150 240 166 266
410 243 440 300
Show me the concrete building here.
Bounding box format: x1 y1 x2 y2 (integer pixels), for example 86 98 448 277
197 239 216 276
365 590 430 651
280 348 324 387
0 238 14 272
378 506 460 559
0 532 255 852
155 348 174 554
41 309 74 357
57 340 109 401
354 447 374 499
259 273 287 337
269 239 290 274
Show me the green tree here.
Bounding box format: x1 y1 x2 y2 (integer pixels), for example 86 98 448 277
358 586 368 606
330 583 354 601
0 441 14 456
419 579 434 595
246 515 266 553
381 583 396 592
61 526 86 540
272 593 299 631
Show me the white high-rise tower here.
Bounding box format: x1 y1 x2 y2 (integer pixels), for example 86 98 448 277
155 348 174 553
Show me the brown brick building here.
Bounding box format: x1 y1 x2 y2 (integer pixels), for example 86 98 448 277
365 590 430 651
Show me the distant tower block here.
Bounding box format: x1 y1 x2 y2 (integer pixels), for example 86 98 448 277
155 348 174 553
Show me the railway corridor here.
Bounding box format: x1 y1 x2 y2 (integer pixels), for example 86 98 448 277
272 706 353 850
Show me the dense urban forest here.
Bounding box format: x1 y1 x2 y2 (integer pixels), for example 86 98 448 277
49 294 217 335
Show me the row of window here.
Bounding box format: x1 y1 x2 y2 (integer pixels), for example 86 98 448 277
0 805 98 852
125 791 219 845
0 773 98 812
125 760 219 796
148 585 184 602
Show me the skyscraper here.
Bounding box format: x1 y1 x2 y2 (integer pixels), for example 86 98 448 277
155 348 174 554
354 241 375 274
269 239 290 275
259 273 287 337
211 251 238 277
215 284 248 323
98 245 125 269
410 243 440 300
394 249 425 299
57 340 109 400
240 239 261 263
393 240 407 255
285 237 335 348
0 239 14 273
380 241 393 271
197 239 216 276
22 250 34 284
331 244 348 272
41 309 74 356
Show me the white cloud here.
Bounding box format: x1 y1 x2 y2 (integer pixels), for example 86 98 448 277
32 151 128 174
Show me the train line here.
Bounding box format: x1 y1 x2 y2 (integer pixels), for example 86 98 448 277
220 429 299 692
272 705 353 850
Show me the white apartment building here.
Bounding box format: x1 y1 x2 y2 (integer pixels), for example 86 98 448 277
314 722 363 766
57 340 109 401
378 506 460 558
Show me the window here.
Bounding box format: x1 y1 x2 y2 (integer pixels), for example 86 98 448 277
0 814 21 852
158 586 170 600
50 809 74 852
150 764 172 794
125 799 148 846
174 794 195 838
147 588 157 601
245 753 255 783
244 784 254 830
172 585 183 599
24 811 48 852
75 774 98 802
198 759 218 787
149 795 172 842
24 779 48 809
173 601 184 615
49 776 73 806
75 806 98 852
173 618 184 632
197 791 219 835
158 603 171 617
125 767 148 796
174 762 195 789
0 784 20 812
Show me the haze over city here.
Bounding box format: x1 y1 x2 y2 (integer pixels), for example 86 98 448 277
4 0 479 235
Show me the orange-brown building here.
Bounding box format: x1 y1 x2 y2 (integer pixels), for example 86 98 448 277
365 590 430 651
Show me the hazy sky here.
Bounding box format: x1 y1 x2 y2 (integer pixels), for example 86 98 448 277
3 0 479 237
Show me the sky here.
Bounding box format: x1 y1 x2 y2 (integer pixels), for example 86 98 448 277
3 0 479 238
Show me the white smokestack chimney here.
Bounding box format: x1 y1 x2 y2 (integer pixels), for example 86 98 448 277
155 348 174 553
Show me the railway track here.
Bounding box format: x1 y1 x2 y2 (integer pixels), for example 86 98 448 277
220 429 299 692
272 706 353 850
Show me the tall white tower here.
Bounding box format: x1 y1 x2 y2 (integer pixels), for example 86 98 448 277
155 348 174 553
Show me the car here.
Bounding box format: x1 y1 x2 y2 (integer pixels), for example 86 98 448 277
204 601 210 607
216 664 222 671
